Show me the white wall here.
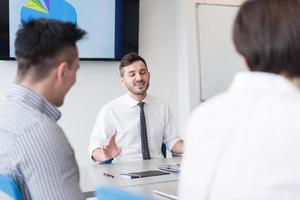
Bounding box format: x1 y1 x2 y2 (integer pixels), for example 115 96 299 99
0 0 191 167
0 62 17 103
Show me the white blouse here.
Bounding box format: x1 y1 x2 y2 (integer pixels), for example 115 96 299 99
180 72 300 200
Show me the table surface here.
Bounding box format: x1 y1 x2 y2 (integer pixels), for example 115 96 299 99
126 181 178 199
80 157 181 199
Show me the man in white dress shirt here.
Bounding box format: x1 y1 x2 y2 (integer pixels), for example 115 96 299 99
179 0 300 199
89 53 183 162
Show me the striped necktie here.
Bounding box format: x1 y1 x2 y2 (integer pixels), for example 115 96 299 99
138 102 151 160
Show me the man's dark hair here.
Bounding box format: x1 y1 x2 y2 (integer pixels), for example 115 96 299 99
119 52 147 76
233 0 300 77
15 19 86 81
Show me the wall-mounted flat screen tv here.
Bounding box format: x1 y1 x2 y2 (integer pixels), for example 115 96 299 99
0 0 139 60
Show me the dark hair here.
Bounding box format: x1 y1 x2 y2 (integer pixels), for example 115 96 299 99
119 52 147 76
15 19 86 81
233 0 300 77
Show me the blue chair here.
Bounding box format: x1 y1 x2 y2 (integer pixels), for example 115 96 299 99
161 143 167 158
0 175 22 200
102 158 113 164
96 186 152 200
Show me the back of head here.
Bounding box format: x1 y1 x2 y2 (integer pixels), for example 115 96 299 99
15 19 86 82
119 52 147 76
233 0 300 77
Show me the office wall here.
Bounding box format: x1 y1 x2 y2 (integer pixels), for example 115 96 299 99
0 0 187 167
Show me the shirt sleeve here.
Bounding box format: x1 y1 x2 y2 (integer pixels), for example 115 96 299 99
88 105 115 159
13 119 84 200
162 104 181 151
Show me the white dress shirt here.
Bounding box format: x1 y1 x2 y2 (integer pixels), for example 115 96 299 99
89 93 180 162
179 72 300 200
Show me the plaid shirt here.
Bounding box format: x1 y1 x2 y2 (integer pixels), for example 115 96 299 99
0 85 84 200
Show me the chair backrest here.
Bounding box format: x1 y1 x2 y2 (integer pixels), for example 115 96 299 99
0 175 22 200
102 158 113 164
161 143 167 158
96 186 152 200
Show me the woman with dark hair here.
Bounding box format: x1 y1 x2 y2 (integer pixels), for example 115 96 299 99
179 0 300 199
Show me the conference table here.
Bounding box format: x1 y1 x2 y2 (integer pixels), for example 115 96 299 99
80 157 181 199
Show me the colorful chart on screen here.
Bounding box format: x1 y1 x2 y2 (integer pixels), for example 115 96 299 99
21 0 77 24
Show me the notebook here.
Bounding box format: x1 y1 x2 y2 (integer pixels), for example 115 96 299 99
120 170 170 179
153 185 178 200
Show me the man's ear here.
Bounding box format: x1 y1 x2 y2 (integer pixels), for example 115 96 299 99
119 76 125 85
55 62 68 81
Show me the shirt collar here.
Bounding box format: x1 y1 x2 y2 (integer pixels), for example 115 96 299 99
229 71 300 93
125 93 151 107
7 84 61 121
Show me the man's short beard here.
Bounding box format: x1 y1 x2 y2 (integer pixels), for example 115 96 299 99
127 81 149 96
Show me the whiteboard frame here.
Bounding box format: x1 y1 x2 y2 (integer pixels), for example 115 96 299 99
194 0 244 6
195 2 242 101
177 0 245 121
191 0 246 103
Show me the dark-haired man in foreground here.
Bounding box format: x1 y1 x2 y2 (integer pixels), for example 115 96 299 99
0 19 86 199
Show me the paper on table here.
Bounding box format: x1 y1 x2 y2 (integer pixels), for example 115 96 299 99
158 164 180 173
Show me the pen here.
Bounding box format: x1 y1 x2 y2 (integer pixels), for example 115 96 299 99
103 173 114 178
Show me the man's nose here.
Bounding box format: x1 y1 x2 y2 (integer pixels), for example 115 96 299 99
135 73 143 80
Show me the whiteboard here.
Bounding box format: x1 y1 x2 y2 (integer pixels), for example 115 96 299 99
196 3 245 101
